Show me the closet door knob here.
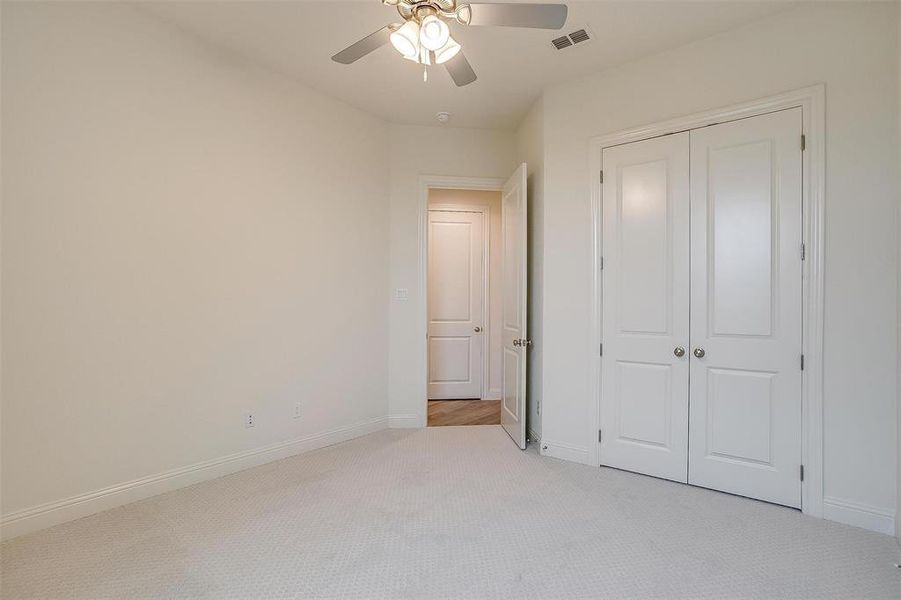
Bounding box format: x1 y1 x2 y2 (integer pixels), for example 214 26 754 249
673 346 685 357
693 347 706 358
474 326 482 333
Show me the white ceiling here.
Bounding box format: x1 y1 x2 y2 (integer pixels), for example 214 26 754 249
142 1 797 130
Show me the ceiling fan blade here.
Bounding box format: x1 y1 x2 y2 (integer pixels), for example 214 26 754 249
463 3 567 29
445 52 477 87
331 24 397 64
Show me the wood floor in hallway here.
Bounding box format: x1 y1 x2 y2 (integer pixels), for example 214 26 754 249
427 399 501 427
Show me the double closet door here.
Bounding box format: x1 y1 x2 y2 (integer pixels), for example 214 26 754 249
599 108 803 508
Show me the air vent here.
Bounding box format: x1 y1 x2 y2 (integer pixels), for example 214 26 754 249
551 35 572 50
569 29 590 44
551 27 593 50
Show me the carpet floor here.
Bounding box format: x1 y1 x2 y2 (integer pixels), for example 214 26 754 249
1 426 899 599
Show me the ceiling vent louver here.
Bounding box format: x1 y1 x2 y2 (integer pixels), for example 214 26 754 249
551 35 572 50
569 28 590 44
551 27 593 50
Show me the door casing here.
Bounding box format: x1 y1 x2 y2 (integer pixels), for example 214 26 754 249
589 85 825 519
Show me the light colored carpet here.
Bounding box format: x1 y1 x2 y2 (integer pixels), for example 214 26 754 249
2 426 899 599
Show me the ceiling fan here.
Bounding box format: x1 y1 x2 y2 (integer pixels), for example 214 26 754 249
331 0 568 86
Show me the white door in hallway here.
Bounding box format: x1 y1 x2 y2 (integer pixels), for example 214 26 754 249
501 163 528 449
600 133 691 483
428 210 484 399
688 108 803 508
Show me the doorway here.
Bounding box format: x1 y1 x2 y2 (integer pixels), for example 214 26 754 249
421 168 529 446
427 190 500 426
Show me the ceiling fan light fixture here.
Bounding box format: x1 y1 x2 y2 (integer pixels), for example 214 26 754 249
434 35 461 64
419 14 450 51
454 5 472 25
389 20 420 59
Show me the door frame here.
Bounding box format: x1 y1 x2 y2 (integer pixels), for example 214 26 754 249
418 176 506 425
427 203 492 401
588 85 826 518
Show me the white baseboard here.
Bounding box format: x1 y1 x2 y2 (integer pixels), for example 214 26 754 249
0 415 388 541
388 413 422 428
539 438 590 465
822 496 896 535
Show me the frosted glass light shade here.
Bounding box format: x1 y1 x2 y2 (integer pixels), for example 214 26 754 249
419 15 449 51
434 36 461 64
390 20 420 59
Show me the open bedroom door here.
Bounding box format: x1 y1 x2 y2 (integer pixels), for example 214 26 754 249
501 163 528 449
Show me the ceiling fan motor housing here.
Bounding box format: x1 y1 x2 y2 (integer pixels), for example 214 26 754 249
392 0 464 24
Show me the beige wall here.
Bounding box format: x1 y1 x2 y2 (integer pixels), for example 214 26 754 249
1 2 390 536
387 125 517 427
428 189 503 399
538 1 898 533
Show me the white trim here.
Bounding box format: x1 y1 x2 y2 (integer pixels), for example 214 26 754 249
588 85 826 519
527 427 541 444
822 496 896 535
0 415 388 541
539 439 590 465
427 202 492 401
485 388 502 401
418 176 506 420
388 413 422 428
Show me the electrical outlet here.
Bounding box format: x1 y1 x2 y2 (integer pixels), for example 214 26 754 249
244 412 255 428
293 402 302 419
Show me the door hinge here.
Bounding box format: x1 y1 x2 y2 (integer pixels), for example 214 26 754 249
599 170 604 184
599 429 603 443
800 465 805 481
800 354 805 371
801 134 806 151
800 242 806 261
599 343 603 356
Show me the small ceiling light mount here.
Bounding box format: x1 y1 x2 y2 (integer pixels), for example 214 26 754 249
436 111 451 124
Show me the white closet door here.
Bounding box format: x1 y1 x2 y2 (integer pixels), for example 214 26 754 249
688 108 802 508
600 133 690 483
428 210 484 399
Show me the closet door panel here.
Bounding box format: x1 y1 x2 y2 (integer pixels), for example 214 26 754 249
600 133 690 483
688 108 803 508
